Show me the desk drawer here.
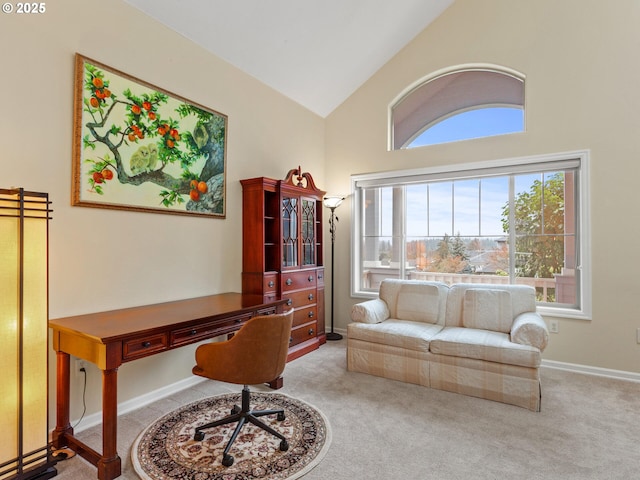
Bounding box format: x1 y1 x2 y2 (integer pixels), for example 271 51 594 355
290 321 317 346
171 313 253 346
171 321 224 347
123 333 168 360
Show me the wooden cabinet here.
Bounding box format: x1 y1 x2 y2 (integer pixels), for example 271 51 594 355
241 167 326 360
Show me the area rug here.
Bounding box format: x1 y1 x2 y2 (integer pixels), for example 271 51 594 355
131 392 331 480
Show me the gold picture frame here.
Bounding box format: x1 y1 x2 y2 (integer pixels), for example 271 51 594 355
72 54 227 218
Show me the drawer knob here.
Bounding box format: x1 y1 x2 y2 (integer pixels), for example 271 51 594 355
289 336 293 344
308 275 314 282
268 281 275 288
308 328 314 335
308 293 314 301
318 273 323 279
235 318 242 323
286 299 293 306
286 278 293 286
190 329 197 336
308 311 314 318
142 341 151 348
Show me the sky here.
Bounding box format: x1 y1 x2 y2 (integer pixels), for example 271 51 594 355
408 107 524 148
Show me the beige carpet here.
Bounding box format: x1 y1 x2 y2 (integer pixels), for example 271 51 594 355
55 340 640 479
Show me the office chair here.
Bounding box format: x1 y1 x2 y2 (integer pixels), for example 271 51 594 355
191 309 294 467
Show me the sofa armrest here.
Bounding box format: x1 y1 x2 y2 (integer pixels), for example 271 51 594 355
351 298 390 324
510 311 549 351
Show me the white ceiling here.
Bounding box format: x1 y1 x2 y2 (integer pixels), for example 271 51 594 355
124 0 454 117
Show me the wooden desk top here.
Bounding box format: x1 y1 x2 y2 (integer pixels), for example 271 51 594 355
49 292 278 343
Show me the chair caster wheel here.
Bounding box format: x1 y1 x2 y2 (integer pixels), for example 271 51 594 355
194 431 205 441
231 405 240 415
277 412 285 421
280 439 289 451
222 454 234 467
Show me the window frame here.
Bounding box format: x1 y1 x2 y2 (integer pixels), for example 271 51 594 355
350 150 592 320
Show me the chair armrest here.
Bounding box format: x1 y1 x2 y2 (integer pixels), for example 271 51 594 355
510 311 549 351
351 298 390 324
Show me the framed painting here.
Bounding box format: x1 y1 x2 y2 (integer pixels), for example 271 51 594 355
72 54 227 218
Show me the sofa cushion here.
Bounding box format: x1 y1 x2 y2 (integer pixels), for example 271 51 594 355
445 284 537 327
462 288 513 333
348 319 443 353
396 283 441 324
429 327 541 368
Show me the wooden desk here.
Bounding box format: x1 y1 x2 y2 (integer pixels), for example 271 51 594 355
50 293 286 480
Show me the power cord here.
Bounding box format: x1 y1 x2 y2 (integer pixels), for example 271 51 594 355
72 367 87 429
52 367 87 462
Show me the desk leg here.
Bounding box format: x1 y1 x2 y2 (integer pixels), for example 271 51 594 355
98 368 121 480
52 351 73 448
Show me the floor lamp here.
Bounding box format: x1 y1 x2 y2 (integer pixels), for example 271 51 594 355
323 195 344 341
0 188 57 480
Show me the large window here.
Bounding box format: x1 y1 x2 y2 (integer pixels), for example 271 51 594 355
351 151 591 319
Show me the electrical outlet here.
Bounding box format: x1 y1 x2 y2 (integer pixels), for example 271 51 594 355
74 358 87 377
549 319 559 334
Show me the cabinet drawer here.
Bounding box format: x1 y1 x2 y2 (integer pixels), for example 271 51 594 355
290 321 317 346
282 289 317 309
123 333 168 361
282 270 317 292
293 306 317 327
263 274 278 294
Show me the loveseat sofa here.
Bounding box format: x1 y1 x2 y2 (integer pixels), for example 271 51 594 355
347 279 549 411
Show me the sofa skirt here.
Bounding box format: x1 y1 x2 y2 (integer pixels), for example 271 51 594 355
347 338 541 411
347 338 431 387
430 354 541 411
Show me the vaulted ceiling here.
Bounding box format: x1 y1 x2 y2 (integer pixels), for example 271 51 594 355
124 0 454 117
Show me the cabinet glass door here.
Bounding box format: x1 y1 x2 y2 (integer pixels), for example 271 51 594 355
301 198 316 266
282 197 298 267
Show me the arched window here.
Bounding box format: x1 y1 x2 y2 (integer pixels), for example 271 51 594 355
391 66 525 149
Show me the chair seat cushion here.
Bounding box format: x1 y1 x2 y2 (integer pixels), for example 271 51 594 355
429 327 541 368
348 319 443 353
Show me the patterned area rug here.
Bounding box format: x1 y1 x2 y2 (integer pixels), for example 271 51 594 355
132 392 331 480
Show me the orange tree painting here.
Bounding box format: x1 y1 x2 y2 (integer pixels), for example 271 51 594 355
72 54 227 217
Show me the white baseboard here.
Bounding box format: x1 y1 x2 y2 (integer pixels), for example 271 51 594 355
542 359 640 383
72 375 207 433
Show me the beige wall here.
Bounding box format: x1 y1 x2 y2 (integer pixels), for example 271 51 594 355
326 0 640 373
3 0 640 430
0 0 324 423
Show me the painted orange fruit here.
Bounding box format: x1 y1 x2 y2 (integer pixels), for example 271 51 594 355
197 181 208 194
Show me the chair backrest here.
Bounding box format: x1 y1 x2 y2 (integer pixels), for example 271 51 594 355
193 309 294 385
